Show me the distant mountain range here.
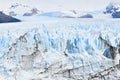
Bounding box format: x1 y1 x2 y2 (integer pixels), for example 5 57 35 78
0 1 120 18
5 3 40 16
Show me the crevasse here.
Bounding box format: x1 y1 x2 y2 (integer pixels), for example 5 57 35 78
0 19 120 80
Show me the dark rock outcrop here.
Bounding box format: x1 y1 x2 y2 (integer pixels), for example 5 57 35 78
104 3 120 18
104 3 118 14
23 8 39 16
112 11 120 18
99 36 120 59
0 11 20 23
79 14 93 18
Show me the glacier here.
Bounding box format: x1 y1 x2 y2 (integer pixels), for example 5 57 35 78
0 18 120 80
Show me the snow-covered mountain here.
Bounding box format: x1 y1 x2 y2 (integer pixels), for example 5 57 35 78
0 0 120 18
104 2 120 18
3 3 40 16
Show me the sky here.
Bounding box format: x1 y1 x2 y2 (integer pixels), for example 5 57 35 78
0 0 119 11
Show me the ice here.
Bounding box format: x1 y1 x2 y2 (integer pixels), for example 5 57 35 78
39 11 77 18
0 18 120 80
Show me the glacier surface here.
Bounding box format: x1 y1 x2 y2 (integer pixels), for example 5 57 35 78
0 18 120 80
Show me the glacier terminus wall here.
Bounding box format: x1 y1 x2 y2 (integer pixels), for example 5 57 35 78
0 18 120 80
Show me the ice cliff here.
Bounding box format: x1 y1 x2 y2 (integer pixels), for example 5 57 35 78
0 19 120 80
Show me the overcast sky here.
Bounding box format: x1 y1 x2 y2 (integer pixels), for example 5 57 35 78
0 0 119 11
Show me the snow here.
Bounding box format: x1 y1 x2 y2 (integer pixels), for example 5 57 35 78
0 0 111 12
2 3 40 16
0 17 120 80
0 0 118 18
0 1 120 80
39 11 77 18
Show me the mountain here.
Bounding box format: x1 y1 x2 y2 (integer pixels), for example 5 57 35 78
0 11 20 23
0 0 110 12
3 3 40 16
104 2 120 18
78 14 93 18
112 11 120 18
0 0 119 18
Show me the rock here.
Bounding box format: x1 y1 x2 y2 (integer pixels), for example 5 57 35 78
104 2 120 18
112 11 120 18
23 8 39 16
9 11 17 16
105 3 118 14
104 2 120 14
79 14 93 18
0 11 20 23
